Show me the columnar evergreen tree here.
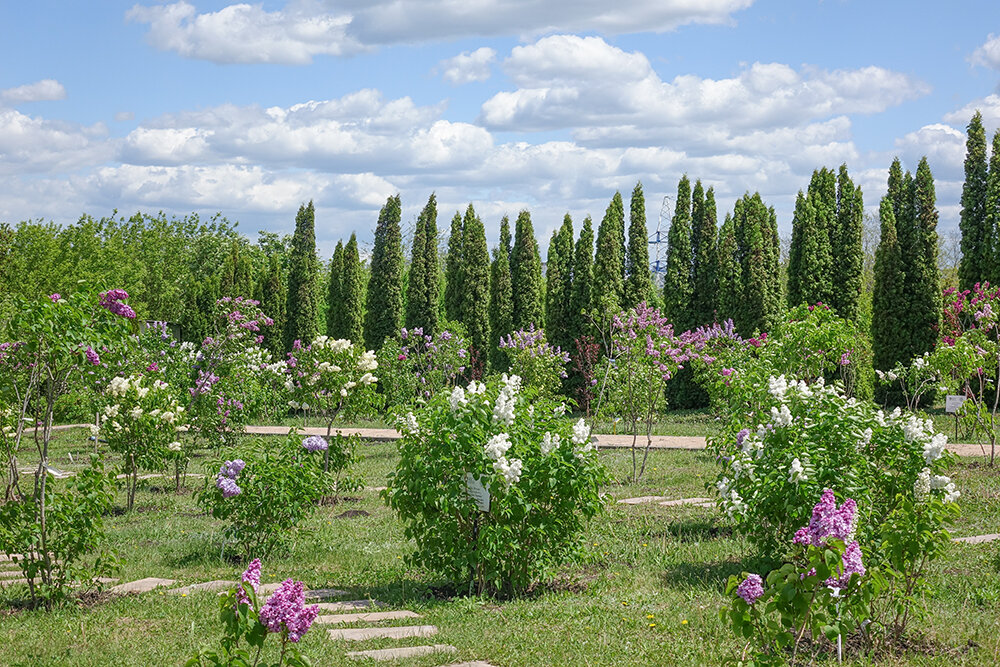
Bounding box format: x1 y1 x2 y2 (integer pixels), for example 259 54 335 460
218 241 255 298
254 254 286 356
284 201 319 349
959 111 990 290
499 214 512 262
990 131 1000 286
326 241 344 338
625 182 652 309
570 215 595 342
405 193 439 335
764 204 783 320
341 232 365 344
731 193 780 336
365 194 404 350
663 176 693 329
872 197 905 371
489 221 514 370
510 210 544 329
787 169 835 309
830 165 864 320
545 215 575 353
593 192 626 315
785 191 808 307
909 157 940 358
716 213 742 326
459 205 492 368
444 212 464 323
690 182 717 327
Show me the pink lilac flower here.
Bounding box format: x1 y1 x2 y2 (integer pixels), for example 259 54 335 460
800 489 856 547
258 579 319 643
237 558 261 607
826 541 866 589
49 293 60 302
220 459 245 479
99 289 137 319
302 435 328 452
737 574 764 604
85 347 100 366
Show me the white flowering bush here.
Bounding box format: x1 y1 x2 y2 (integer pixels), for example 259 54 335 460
97 374 187 511
385 375 607 595
709 375 959 555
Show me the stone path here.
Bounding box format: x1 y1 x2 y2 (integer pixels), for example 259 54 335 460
318 610 421 625
953 533 1000 544
328 624 439 641
109 577 176 594
617 495 714 508
345 645 457 661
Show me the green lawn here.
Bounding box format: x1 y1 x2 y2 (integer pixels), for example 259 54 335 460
2 429 999 665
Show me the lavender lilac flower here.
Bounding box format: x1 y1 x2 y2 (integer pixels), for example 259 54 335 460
302 435 328 452
258 579 319 643
237 558 261 607
85 346 100 366
99 288 137 319
737 573 764 604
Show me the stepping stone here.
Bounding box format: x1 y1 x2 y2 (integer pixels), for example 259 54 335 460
259 582 284 594
0 570 26 579
316 599 386 612
0 577 28 586
317 610 421 625
366 486 387 492
448 663 499 667
328 625 438 641
305 587 349 601
109 577 177 594
658 497 714 508
617 495 668 505
167 580 233 595
346 644 456 661
953 533 1000 544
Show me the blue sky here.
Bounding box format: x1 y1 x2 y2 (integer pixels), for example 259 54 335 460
3 1 1000 256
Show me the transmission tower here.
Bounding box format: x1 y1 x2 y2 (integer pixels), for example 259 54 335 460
649 194 671 284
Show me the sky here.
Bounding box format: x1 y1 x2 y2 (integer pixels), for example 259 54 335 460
3 0 1000 257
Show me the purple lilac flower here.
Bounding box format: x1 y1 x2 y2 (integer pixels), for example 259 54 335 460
826 541 866 589
237 558 261 607
85 347 100 366
736 428 750 447
802 489 856 547
49 293 61 302
220 459 246 479
258 579 319 643
302 435 329 452
99 289 137 319
737 574 764 605
216 476 241 498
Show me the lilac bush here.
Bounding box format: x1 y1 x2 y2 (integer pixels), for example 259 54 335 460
377 326 469 409
499 325 570 397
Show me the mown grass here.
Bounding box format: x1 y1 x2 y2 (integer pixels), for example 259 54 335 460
2 429 999 665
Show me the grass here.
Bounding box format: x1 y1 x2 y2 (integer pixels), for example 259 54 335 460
2 429 1000 665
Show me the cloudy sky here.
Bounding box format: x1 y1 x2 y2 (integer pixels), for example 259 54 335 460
3 1 1000 255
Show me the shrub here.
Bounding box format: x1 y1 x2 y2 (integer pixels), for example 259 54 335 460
385 375 607 595
498 325 570 398
376 326 469 410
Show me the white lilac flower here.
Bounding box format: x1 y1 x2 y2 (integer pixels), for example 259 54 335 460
913 356 926 369
770 404 793 428
861 428 873 446
330 339 352 353
914 467 931 499
135 385 150 399
875 410 886 426
795 380 813 397
339 388 348 397
889 407 902 421
767 375 788 400
571 418 591 445
484 433 512 461
554 403 567 417
168 441 182 452
289 400 300 409
449 386 468 410
129 406 144 420
726 489 747 517
467 380 486 395
493 457 523 488
716 477 731 495
317 361 332 372
493 391 515 425
161 411 176 424
283 378 295 391
929 473 961 503
540 432 561 455
401 412 419 435
108 376 129 397
360 372 377 385
788 458 807 484
943 485 961 504
876 370 885 380
104 404 120 418
902 415 925 442
886 371 898 381
112 421 122 431
89 424 99 437
357 350 378 371
923 433 947 463
741 436 763 457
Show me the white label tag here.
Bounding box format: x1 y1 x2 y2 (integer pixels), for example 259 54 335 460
945 395 966 414
464 473 491 512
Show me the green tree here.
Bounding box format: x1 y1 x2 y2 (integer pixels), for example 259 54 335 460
716 213 742 327
510 210 544 329
460 205 492 369
831 164 864 320
284 201 319 349
218 240 255 298
405 194 440 335
989 131 1000 286
593 192 626 315
732 193 780 336
959 111 991 290
365 195 404 350
499 214 512 261
257 253 287 357
910 157 940 358
872 196 905 371
546 215 575 353
326 241 344 338
788 169 835 309
625 182 651 309
489 219 514 370
690 182 717 327
570 216 595 343
341 233 365 344
663 176 693 330
444 212 464 323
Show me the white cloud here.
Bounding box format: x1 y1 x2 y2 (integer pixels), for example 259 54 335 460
438 47 496 85
1 79 67 104
942 94 1000 135
0 109 112 174
114 111 135 122
971 33 1000 70
127 0 753 64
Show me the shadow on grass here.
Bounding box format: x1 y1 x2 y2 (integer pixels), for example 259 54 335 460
659 553 777 591
640 518 732 543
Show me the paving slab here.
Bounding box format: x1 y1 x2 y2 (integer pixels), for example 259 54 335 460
0 570 26 579
167 580 233 595
447 662 499 667
109 577 177 594
259 582 284 594
346 644 456 661
317 610 421 625
0 577 29 586
617 495 668 505
328 625 438 641
316 599 387 612
658 497 714 508
953 533 1000 544
304 587 349 601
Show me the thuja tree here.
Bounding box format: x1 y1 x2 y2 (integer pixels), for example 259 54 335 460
663 175 694 331
545 215 574 355
625 182 652 310
690 182 718 328
218 241 256 302
284 202 319 351
731 193 781 336
326 241 344 338
989 130 1000 286
909 158 941 360
830 164 864 321
489 217 514 370
341 233 366 344
0 291 132 608
959 111 991 291
256 253 287 358
716 213 742 331
460 205 492 371
570 216 595 343
510 210 544 330
593 192 626 317
872 197 907 373
405 193 440 336
444 212 464 323
365 194 404 350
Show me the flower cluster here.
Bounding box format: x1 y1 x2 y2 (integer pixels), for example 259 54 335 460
302 435 328 452
257 579 319 643
285 335 379 422
492 374 520 425
499 325 571 385
237 558 261 608
216 458 245 498
99 289 136 319
736 573 764 605
792 490 865 588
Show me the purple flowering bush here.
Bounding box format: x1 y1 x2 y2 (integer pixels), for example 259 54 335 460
499 325 570 398
723 489 880 665
377 326 469 410
187 560 316 667
198 434 328 558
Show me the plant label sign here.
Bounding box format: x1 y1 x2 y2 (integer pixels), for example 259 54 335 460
945 395 965 414
464 473 491 512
